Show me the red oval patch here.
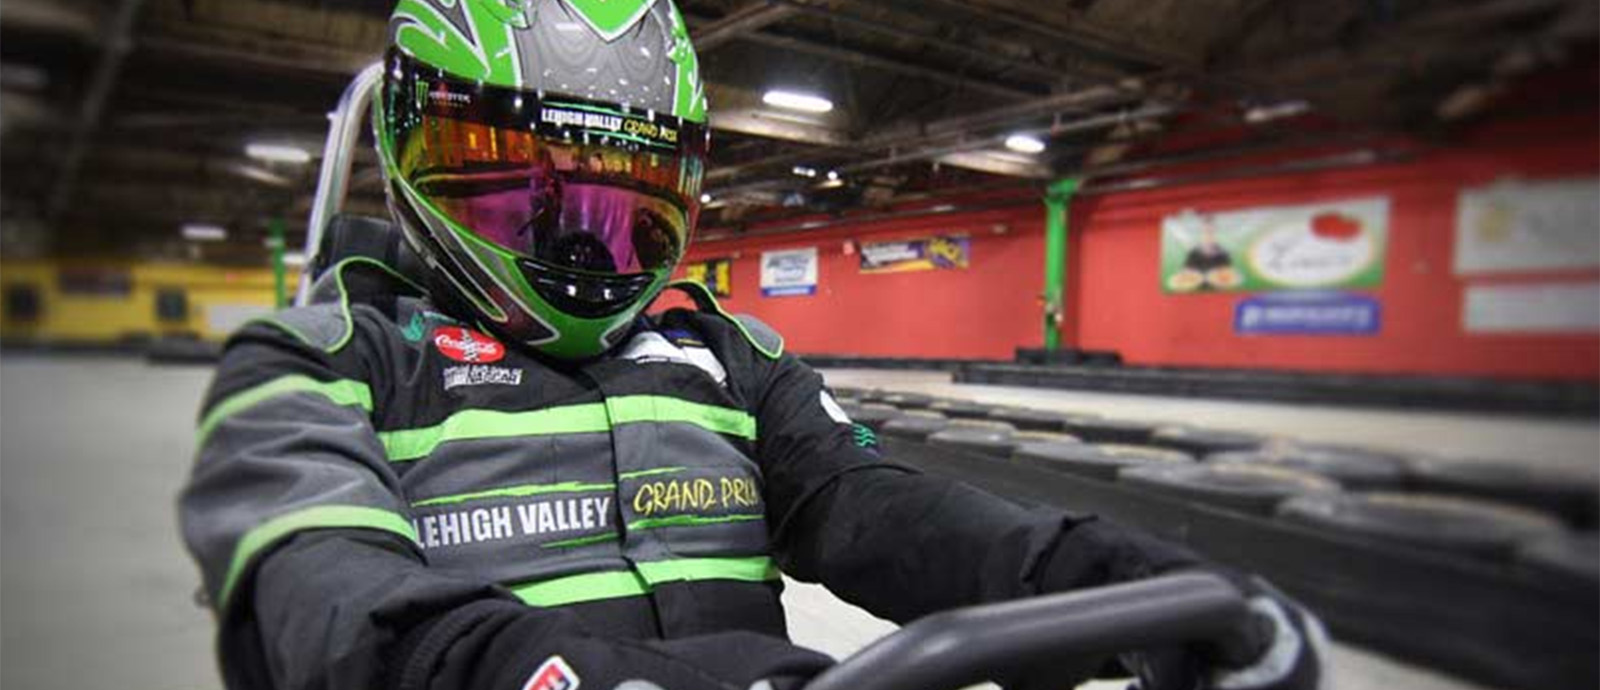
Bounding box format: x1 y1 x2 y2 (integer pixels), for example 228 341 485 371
432 326 506 363
1310 212 1363 241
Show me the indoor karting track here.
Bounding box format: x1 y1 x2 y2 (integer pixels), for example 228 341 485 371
2 356 1592 690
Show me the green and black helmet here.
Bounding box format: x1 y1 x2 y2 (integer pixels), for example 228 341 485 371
378 0 709 359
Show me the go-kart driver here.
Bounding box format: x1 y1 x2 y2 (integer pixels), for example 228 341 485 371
178 2 1329 689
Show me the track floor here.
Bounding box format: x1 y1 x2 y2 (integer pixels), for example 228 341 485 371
3 358 1575 689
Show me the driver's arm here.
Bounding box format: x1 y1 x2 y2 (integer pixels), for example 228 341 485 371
744 337 1328 690
750 351 1203 623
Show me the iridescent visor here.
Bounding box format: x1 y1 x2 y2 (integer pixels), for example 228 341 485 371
384 51 708 275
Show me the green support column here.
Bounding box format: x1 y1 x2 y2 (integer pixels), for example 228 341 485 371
1042 177 1080 351
270 218 287 309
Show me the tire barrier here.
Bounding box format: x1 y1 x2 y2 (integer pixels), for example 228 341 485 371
1060 416 1161 444
880 412 951 441
1147 426 1272 456
927 399 996 420
953 361 1600 417
1119 462 1339 516
849 403 902 431
145 338 224 365
927 426 1018 458
883 436 1597 690
1208 444 1410 490
1013 441 1192 481
1517 532 1600 588
1278 492 1566 560
850 384 1599 690
881 392 936 409
1408 457 1600 529
985 406 1081 431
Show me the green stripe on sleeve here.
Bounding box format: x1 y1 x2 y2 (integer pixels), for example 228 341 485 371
510 557 780 607
512 570 648 607
606 396 757 440
198 375 373 445
218 505 416 607
379 404 612 462
636 556 778 586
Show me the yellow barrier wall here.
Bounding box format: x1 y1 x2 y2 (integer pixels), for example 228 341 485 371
0 261 302 344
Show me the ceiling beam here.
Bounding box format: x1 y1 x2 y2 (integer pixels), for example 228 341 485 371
0 0 100 40
768 0 1069 84
47 0 147 223
732 31 1042 101
691 1 801 52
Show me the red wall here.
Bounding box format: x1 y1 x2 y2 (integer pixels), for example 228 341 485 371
669 112 1600 380
665 200 1047 358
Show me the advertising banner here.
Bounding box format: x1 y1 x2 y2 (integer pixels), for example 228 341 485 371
859 235 971 274
1161 198 1389 294
760 247 818 297
1454 177 1600 275
1234 292 1381 336
682 257 732 297
1463 282 1600 333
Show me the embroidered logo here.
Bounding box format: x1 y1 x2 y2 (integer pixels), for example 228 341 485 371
852 423 878 449
522 655 580 690
433 326 506 363
402 310 459 342
443 365 524 390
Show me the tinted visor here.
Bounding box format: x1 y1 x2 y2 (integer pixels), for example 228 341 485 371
383 50 707 276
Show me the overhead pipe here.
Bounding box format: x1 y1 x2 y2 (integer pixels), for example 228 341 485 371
707 86 1145 184
707 101 1173 198
1080 148 1408 196
47 0 147 222
770 0 1068 84
700 141 1406 242
733 31 1042 101
691 1 800 52
838 103 1176 175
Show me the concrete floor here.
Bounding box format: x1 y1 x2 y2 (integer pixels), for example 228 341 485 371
1 357 1590 689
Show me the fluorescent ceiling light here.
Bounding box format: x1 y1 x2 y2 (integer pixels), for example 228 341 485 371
245 143 312 165
282 251 308 268
1004 134 1047 154
182 223 227 241
792 165 818 178
763 90 834 114
826 170 840 181
700 193 713 204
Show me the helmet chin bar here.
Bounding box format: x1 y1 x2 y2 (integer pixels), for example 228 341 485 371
518 259 658 319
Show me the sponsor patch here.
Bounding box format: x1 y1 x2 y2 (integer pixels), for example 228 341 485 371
522 655 580 690
443 365 524 390
433 326 506 363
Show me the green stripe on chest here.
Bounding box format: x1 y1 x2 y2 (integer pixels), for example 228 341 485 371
380 395 756 462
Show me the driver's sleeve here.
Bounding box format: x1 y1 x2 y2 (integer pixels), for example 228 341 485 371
751 350 1205 624
179 322 507 689
180 321 828 690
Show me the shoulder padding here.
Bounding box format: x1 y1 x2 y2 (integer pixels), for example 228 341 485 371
254 303 352 353
731 314 783 360
251 257 426 354
663 280 784 360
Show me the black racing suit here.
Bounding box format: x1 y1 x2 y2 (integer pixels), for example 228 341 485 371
179 258 1202 690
